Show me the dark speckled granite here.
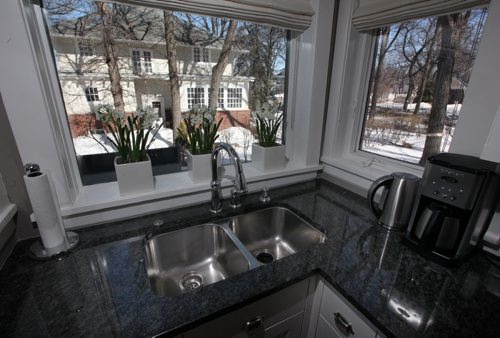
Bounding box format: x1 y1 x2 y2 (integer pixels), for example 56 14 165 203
1 179 499 337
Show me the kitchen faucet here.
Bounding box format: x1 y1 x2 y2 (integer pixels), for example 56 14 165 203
209 143 247 213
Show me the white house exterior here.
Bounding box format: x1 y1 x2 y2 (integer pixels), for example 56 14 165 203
49 19 252 135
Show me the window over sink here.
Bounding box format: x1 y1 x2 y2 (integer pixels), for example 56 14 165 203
40 0 288 185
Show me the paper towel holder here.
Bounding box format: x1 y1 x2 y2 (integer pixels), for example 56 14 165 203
24 163 79 260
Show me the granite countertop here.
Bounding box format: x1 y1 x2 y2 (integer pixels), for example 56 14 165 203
1 179 499 337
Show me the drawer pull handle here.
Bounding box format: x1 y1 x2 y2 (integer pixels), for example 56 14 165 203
246 315 263 331
334 312 354 336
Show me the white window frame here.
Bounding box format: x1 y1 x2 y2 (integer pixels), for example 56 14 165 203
320 0 500 197
77 40 93 57
130 49 154 74
187 87 205 108
218 87 225 109
193 46 210 63
227 87 243 109
142 50 153 73
4 0 335 228
84 87 99 102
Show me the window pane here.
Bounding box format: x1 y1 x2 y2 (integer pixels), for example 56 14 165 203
187 87 205 108
143 51 152 73
193 46 201 62
42 0 288 184
218 88 225 109
227 88 242 108
360 8 488 165
132 50 141 74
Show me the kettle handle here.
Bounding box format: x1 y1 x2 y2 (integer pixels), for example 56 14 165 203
367 174 394 218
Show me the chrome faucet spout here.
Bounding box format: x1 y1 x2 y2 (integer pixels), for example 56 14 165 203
209 143 247 213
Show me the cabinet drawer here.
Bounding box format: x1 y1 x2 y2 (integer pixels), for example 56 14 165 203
183 278 309 338
319 284 376 338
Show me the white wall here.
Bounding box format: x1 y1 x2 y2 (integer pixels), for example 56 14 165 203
0 0 74 206
450 0 500 158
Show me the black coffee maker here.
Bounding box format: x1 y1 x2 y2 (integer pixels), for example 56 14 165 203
405 153 500 266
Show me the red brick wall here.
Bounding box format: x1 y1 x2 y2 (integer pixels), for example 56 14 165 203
67 114 103 138
216 110 251 129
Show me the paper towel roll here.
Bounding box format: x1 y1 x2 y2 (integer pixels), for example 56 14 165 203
24 172 66 250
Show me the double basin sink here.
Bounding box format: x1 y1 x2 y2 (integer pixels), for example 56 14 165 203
143 207 326 297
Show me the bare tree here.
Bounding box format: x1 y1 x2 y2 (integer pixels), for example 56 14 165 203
96 1 125 113
234 24 286 109
401 19 435 111
208 20 238 109
163 10 181 139
414 22 439 114
419 12 471 164
368 25 402 119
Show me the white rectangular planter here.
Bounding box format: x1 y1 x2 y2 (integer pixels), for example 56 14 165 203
187 151 212 183
251 144 286 172
114 155 154 196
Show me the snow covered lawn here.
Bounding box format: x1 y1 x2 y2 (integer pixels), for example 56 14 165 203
73 126 259 161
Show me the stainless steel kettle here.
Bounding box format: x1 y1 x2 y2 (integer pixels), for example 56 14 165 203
367 172 421 231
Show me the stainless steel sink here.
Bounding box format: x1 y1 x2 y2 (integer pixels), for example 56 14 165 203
144 207 326 297
228 207 326 263
143 224 250 297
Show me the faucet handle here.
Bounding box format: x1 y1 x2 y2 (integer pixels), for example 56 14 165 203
229 188 242 209
259 188 271 203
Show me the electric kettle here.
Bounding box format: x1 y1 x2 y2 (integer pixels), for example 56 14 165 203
367 172 421 231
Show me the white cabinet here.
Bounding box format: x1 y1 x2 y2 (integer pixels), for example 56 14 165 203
180 277 383 338
313 280 380 338
182 278 310 338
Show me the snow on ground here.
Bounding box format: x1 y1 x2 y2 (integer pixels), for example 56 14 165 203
362 131 452 164
378 101 462 116
73 127 257 161
73 128 174 155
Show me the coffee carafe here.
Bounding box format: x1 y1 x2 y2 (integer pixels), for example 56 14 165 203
405 153 500 266
367 172 421 231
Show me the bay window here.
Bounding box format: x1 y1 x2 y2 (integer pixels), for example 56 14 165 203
1 0 334 227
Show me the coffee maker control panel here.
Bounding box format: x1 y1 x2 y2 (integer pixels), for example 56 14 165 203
421 163 485 210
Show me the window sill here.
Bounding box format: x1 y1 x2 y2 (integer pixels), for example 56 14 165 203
321 151 423 197
60 162 322 228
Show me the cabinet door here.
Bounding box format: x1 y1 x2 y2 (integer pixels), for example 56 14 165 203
315 314 341 338
264 312 304 338
319 283 377 338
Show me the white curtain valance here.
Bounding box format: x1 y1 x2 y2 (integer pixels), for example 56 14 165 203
120 0 315 31
352 0 489 31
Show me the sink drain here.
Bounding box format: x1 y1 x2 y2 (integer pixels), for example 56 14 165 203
255 250 275 264
180 273 204 291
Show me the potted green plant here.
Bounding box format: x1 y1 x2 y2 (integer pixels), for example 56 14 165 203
177 104 222 182
251 99 286 171
97 105 163 195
